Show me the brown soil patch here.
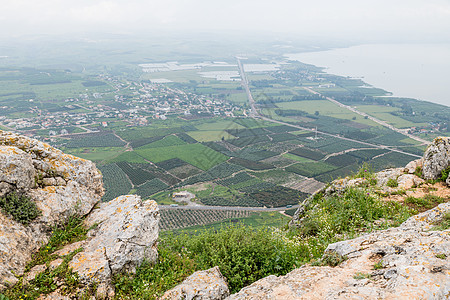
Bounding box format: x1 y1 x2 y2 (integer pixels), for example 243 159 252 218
383 182 450 212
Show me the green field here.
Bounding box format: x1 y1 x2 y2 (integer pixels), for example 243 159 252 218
282 153 315 163
137 135 187 149
355 105 428 128
195 119 245 131
276 100 378 126
65 147 125 161
166 211 291 234
136 143 229 170
187 130 235 142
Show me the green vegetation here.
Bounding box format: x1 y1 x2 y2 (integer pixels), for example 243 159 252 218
373 260 383 270
386 178 399 188
291 188 413 239
404 194 447 211
113 246 197 299
353 272 371 280
0 192 41 225
435 253 447 259
4 216 93 299
136 144 228 170
431 212 450 231
159 225 307 293
160 209 252 231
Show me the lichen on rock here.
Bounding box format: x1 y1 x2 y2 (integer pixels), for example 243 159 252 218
0 130 104 290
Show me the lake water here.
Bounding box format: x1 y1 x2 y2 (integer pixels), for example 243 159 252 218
287 44 450 107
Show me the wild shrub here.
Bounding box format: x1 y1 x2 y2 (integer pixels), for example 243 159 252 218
159 225 308 293
0 192 41 225
386 178 398 188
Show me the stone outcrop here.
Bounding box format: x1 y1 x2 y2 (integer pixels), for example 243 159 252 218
0 131 104 289
162 266 230 300
422 136 450 182
230 203 450 299
68 195 160 295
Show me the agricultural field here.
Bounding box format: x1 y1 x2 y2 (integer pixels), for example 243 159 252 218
136 143 229 170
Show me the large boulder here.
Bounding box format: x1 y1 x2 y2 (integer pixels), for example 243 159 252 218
422 136 450 182
0 146 35 193
162 266 230 300
68 195 160 295
230 203 450 299
0 131 104 289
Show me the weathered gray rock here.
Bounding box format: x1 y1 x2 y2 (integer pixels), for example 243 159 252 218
0 131 104 289
230 203 450 300
0 131 103 195
404 158 423 174
162 266 230 300
0 146 35 190
375 168 403 187
422 136 450 181
397 174 424 190
69 195 160 290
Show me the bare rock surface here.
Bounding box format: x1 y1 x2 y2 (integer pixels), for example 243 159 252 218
0 146 35 191
0 130 103 289
404 158 423 174
231 204 450 299
69 195 160 291
162 266 230 300
422 136 450 182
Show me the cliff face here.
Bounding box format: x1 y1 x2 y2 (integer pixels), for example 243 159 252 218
0 131 159 298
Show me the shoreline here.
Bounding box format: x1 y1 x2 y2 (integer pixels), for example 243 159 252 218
285 43 450 108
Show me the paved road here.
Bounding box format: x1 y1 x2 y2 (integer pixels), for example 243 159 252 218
160 204 299 211
303 87 430 145
236 57 422 159
237 58 258 117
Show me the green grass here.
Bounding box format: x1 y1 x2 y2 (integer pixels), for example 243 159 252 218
404 194 447 211
355 105 428 128
194 119 245 131
187 130 235 142
285 161 337 178
160 224 306 293
227 93 249 104
64 147 125 162
136 143 228 170
108 151 148 163
282 153 315 163
4 216 94 299
137 135 187 149
276 100 376 126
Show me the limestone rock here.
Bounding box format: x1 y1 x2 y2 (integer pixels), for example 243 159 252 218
69 195 160 288
400 202 450 230
0 146 35 190
0 130 104 195
396 174 424 190
0 131 104 289
231 204 450 300
25 264 47 282
375 168 403 187
422 136 450 181
27 181 100 225
404 158 423 174
162 266 230 300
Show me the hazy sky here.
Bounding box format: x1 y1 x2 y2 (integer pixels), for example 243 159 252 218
1 0 450 41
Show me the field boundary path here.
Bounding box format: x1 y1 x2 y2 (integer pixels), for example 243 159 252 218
303 87 430 145
236 57 422 159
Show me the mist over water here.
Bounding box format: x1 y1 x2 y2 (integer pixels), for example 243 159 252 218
287 44 450 107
